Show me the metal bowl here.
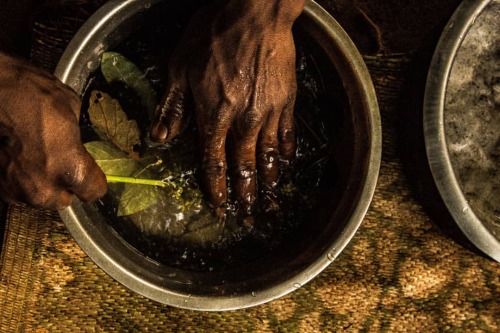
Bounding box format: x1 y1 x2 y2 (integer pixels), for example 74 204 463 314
55 0 381 310
424 0 500 262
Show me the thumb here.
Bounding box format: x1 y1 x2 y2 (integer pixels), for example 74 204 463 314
62 148 108 203
150 67 190 143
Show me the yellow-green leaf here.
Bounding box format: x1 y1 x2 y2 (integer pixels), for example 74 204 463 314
85 140 164 216
84 141 138 176
88 90 141 154
116 184 162 216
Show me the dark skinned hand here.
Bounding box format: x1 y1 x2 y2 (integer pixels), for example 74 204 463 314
0 53 107 210
150 0 305 222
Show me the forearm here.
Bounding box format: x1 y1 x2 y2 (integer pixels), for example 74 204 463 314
0 51 11 67
222 0 305 27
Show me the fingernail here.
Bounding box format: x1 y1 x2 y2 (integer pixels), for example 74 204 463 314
236 201 255 228
212 206 226 219
150 123 168 142
239 215 254 228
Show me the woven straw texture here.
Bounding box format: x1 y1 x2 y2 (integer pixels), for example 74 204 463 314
1 1 499 332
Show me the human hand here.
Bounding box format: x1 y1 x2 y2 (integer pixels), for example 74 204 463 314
0 53 107 210
150 0 305 222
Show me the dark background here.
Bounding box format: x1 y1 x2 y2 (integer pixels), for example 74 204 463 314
0 0 462 56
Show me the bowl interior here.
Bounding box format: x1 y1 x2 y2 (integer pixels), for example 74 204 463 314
57 0 380 310
423 0 500 262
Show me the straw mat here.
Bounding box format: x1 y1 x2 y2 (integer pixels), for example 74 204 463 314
0 0 499 331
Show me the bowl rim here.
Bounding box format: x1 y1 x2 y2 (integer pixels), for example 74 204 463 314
423 0 500 262
55 0 382 310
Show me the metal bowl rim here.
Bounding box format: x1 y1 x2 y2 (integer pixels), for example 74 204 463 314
423 0 500 262
56 0 382 310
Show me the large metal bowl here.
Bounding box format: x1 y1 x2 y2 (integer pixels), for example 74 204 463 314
424 0 500 262
55 0 381 310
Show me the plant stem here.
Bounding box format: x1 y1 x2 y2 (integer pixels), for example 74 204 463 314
106 175 167 187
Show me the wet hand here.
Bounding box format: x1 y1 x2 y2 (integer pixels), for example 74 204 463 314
151 0 305 222
0 53 107 210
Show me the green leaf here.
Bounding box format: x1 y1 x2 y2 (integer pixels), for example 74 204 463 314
85 140 165 216
101 51 158 119
88 90 141 154
116 184 162 217
84 141 138 176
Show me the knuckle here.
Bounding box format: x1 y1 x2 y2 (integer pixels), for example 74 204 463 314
204 106 231 128
60 159 86 188
257 149 279 167
27 188 56 208
233 161 256 180
160 87 185 119
239 109 264 132
202 160 227 178
279 126 295 143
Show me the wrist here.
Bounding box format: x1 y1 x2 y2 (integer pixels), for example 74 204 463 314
0 52 10 66
224 0 305 27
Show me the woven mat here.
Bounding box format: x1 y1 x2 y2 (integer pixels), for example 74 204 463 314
0 52 498 332
1 0 500 330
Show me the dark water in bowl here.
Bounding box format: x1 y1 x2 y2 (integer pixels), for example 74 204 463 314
80 2 350 271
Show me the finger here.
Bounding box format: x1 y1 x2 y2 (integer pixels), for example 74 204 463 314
17 185 73 210
0 160 73 209
150 68 189 143
199 128 229 217
257 117 281 213
278 95 297 164
50 190 74 210
29 190 74 210
229 126 260 222
60 149 108 203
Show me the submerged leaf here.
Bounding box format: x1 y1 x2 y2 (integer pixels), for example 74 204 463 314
84 141 138 176
101 51 158 118
116 184 162 216
84 140 165 216
88 90 141 154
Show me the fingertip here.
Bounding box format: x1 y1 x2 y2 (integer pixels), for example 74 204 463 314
238 214 254 228
202 167 229 217
212 205 227 219
81 166 108 203
54 191 74 210
150 122 168 142
67 152 108 203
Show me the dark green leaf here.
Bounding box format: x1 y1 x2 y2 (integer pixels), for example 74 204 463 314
101 51 158 119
